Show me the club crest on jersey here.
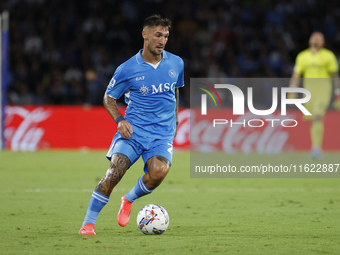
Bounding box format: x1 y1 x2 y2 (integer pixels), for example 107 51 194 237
109 78 116 87
139 85 150 95
168 69 176 78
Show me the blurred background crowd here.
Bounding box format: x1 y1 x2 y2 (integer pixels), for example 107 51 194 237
2 0 340 107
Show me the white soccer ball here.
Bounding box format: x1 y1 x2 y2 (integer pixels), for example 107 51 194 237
136 204 169 235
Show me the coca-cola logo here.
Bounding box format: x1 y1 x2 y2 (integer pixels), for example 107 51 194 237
5 106 51 151
186 109 295 154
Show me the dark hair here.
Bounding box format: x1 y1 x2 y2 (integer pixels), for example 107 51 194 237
143 14 172 30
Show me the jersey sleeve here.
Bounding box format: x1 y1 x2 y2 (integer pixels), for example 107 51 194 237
105 64 130 99
326 52 339 74
175 58 185 88
293 53 303 74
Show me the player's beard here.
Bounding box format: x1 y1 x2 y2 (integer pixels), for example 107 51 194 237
148 44 163 56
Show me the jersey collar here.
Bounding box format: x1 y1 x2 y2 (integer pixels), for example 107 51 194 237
136 49 168 65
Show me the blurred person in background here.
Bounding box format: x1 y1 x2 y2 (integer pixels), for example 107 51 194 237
289 32 340 159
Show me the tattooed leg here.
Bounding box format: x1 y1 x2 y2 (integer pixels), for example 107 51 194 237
95 153 131 197
143 156 171 190
79 153 130 229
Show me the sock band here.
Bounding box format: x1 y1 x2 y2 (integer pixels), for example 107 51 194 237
125 176 153 203
92 190 109 204
82 190 109 226
138 176 152 194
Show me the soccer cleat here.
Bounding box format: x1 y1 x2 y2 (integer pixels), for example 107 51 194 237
78 223 96 235
310 147 323 160
117 195 133 227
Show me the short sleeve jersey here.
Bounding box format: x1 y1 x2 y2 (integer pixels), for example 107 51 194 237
105 49 184 139
294 48 339 78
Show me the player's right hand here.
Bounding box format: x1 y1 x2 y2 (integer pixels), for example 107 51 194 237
118 120 133 138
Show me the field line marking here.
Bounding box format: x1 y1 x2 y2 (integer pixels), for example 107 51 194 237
1 188 340 193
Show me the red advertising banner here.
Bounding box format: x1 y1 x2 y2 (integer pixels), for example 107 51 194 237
4 106 190 151
5 106 115 150
190 108 340 153
4 106 340 152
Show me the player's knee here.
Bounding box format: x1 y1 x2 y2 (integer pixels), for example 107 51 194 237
149 164 169 183
154 168 169 182
104 153 131 184
110 153 131 170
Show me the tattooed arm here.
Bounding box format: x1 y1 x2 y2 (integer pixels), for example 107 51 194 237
175 88 179 137
103 94 133 138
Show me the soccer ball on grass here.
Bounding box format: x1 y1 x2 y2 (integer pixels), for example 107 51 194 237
136 204 169 235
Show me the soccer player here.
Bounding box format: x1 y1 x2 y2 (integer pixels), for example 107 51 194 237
78 14 184 235
289 32 340 159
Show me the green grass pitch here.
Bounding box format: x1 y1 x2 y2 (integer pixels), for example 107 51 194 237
0 150 339 254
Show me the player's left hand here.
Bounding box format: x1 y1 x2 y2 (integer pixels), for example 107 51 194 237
332 95 340 110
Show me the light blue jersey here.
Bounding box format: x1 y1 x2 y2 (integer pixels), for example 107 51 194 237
105 49 184 139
